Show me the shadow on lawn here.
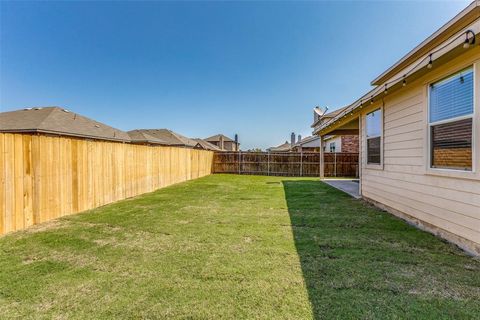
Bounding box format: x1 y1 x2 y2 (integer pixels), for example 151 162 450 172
282 179 480 319
282 179 348 319
282 179 374 319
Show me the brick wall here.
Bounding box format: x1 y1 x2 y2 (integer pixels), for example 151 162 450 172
341 135 359 153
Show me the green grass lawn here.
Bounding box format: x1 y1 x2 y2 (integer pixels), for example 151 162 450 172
0 174 479 319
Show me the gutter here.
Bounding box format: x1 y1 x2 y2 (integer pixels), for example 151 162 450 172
316 19 480 136
371 1 479 85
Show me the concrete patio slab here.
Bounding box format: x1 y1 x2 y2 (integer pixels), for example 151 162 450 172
323 179 360 199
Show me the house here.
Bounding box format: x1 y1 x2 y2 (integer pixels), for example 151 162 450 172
267 141 292 152
192 138 223 151
312 107 359 153
291 135 321 152
0 106 130 142
322 135 359 153
204 134 239 151
128 129 199 148
268 132 302 152
312 1 480 255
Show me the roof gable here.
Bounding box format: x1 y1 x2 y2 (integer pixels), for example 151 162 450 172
193 139 222 151
205 134 235 142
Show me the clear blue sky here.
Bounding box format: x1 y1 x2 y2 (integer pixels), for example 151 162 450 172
0 1 470 150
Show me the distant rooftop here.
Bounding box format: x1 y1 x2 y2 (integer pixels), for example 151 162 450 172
192 138 223 151
128 129 198 147
205 134 237 143
0 107 130 142
267 141 291 152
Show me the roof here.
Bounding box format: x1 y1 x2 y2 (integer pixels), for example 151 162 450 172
267 141 292 152
311 106 348 127
205 134 236 143
293 135 319 147
193 139 223 151
128 129 198 147
315 2 480 136
0 107 130 142
372 1 480 85
324 106 349 118
127 130 170 145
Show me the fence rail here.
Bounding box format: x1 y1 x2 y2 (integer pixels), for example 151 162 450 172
213 152 358 177
0 133 214 235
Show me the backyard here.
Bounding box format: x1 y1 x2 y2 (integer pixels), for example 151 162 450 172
0 174 479 319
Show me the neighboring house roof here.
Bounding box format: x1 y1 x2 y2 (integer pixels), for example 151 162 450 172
127 130 170 145
193 139 223 151
127 129 198 147
293 135 320 147
267 141 292 152
0 107 130 142
205 134 237 143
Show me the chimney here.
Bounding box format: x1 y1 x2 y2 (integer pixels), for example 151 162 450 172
234 134 239 151
298 134 302 143
219 135 224 150
291 132 296 146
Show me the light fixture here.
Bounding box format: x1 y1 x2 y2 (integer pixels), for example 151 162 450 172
384 84 388 94
402 75 407 87
370 96 374 104
463 30 476 49
427 54 433 69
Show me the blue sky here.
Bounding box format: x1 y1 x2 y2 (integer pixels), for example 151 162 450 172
0 1 470 149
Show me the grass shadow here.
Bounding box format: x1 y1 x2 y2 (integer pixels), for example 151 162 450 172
282 179 480 319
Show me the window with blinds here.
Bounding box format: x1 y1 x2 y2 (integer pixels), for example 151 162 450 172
366 109 382 164
429 67 474 171
329 142 336 152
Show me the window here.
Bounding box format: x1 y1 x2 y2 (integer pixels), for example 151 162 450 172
329 142 336 153
429 67 474 171
366 109 382 164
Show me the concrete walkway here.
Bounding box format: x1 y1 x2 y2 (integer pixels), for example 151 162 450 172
323 179 360 199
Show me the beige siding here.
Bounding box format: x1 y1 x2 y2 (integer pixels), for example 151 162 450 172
360 48 480 252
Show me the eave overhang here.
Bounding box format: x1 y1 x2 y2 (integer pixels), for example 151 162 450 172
371 1 480 86
315 12 480 137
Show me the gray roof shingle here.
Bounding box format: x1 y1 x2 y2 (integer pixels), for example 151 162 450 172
205 134 236 143
128 129 198 147
267 141 292 152
193 139 223 151
0 107 130 142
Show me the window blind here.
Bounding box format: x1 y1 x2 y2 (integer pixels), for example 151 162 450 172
429 68 473 123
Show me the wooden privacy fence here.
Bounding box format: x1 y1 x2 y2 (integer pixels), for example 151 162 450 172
213 152 358 177
0 133 214 235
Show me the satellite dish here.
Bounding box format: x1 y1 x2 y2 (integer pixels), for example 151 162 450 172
314 106 328 117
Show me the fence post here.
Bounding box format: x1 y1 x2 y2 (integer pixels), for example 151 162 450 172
300 151 303 177
267 152 270 176
319 136 324 179
238 151 241 174
334 152 337 177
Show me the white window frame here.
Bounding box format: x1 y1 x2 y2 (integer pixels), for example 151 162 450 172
329 142 336 153
365 108 383 168
427 65 476 173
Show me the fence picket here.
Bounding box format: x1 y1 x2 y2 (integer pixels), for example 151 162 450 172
0 133 214 235
213 152 358 177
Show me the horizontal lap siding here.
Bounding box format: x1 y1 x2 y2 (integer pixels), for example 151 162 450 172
362 76 480 247
0 133 214 235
